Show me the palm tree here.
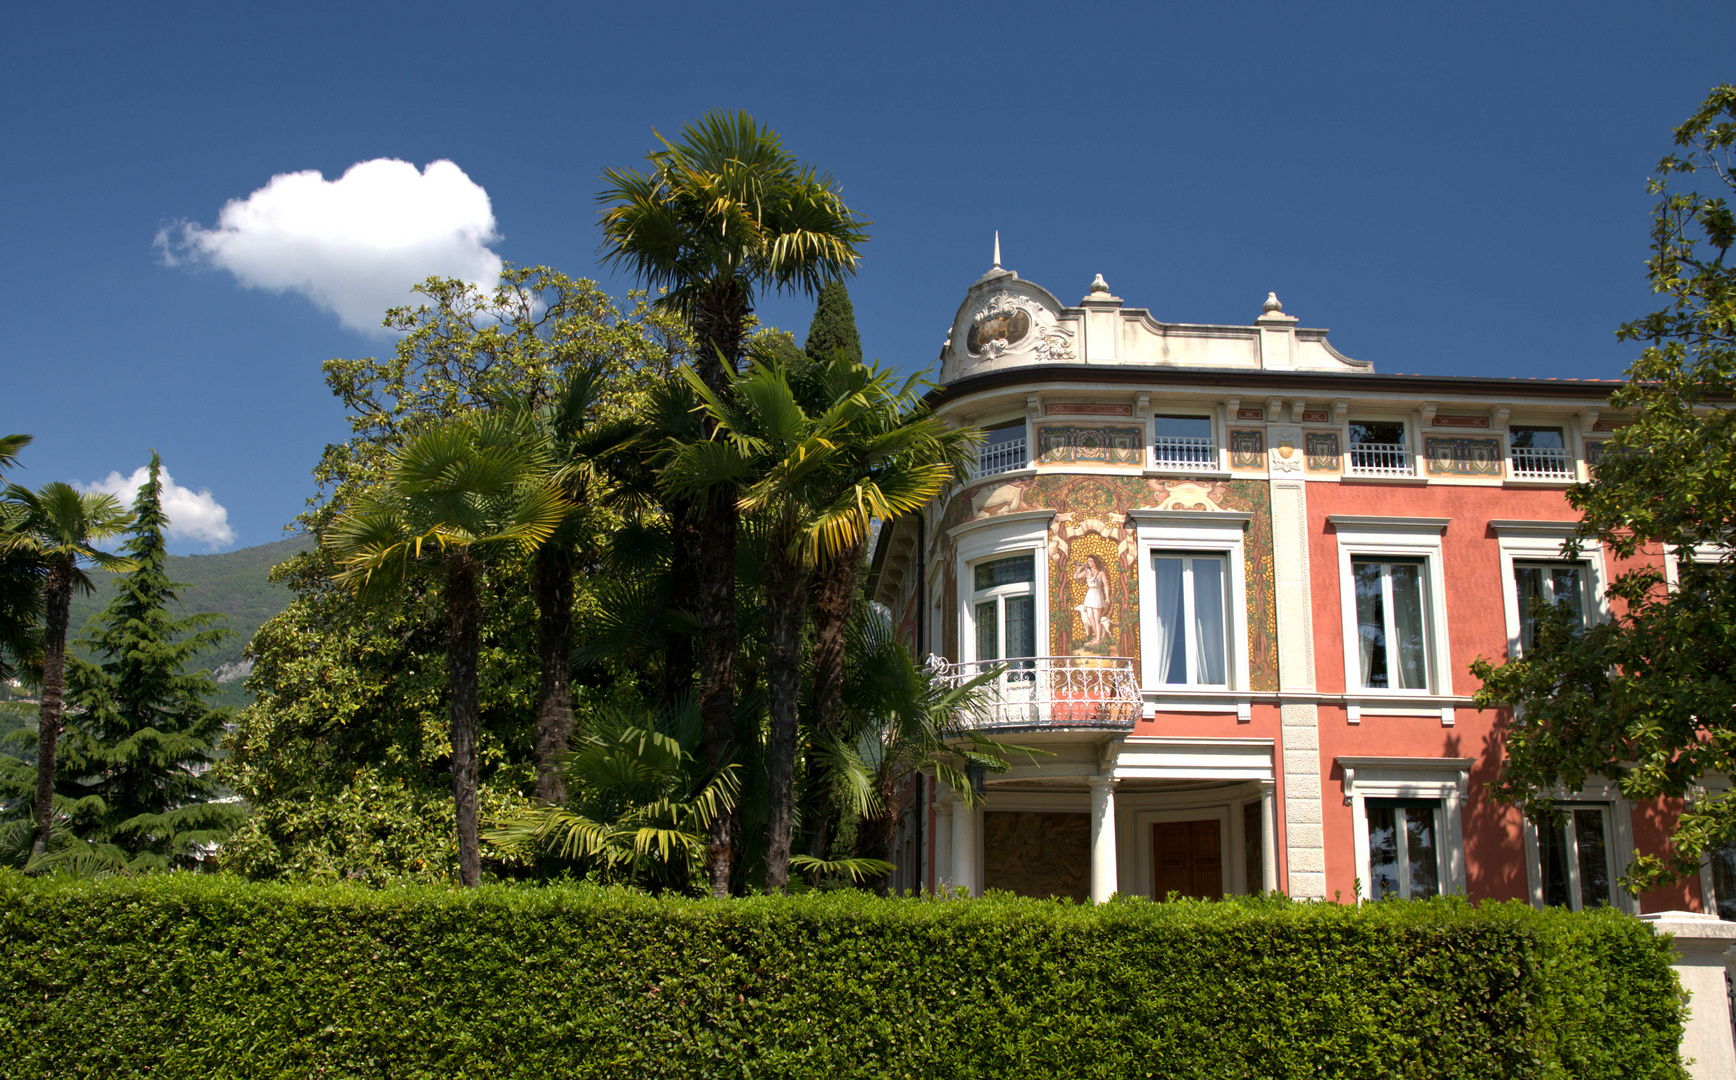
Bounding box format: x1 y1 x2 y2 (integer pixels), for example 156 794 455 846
0 434 42 684
0 481 133 859
326 411 568 886
598 110 867 895
664 356 960 891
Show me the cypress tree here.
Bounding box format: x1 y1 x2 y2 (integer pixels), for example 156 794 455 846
804 279 863 366
61 452 243 868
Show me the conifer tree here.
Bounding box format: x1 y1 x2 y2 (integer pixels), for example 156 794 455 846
804 279 863 366
61 452 244 868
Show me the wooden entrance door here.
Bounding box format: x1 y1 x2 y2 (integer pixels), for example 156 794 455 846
1152 819 1223 899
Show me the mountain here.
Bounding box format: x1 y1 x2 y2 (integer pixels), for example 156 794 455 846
66 534 314 709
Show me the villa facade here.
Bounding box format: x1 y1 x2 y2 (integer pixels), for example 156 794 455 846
866 255 1728 918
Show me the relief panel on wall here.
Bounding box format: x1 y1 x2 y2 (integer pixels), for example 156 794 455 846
1035 424 1144 466
1424 436 1503 476
1304 432 1340 472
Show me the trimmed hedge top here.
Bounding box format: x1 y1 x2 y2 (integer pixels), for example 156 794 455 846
0 875 1686 1080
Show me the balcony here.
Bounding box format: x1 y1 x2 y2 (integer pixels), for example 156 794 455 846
1152 435 1216 469
972 436 1027 481
1346 442 1414 478
934 655 1142 731
1509 445 1574 481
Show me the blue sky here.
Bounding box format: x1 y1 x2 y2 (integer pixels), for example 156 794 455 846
2 1 1728 553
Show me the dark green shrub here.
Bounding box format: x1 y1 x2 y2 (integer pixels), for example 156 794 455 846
0 875 1685 1079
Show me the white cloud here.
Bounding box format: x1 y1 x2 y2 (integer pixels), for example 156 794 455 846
156 158 504 333
81 466 236 549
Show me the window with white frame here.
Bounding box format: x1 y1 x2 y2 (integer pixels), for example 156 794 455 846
1151 413 1216 470
1131 510 1251 697
1492 521 1608 662
1366 798 1444 900
1347 420 1412 477
1508 425 1574 480
1520 779 1635 914
1331 517 1452 705
1150 552 1229 686
1513 562 1589 653
1536 803 1616 911
1351 557 1431 690
1709 841 1736 920
970 553 1037 678
1340 757 1469 902
973 419 1027 479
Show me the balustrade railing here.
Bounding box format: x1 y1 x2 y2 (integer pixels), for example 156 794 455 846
1152 436 1217 469
1346 442 1414 477
1509 445 1574 480
972 437 1027 480
934 655 1141 730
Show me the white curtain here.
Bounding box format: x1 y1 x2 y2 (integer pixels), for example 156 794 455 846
1389 564 1427 690
1152 557 1184 683
1352 561 1383 687
1192 558 1227 685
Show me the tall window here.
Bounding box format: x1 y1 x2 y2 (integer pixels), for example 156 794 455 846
1366 799 1442 899
1150 553 1228 686
973 554 1036 675
1538 804 1614 910
1351 557 1430 690
1348 420 1412 477
1711 842 1736 921
1152 414 1216 469
1513 562 1587 653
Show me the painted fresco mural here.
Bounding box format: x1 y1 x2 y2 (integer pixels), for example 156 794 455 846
1305 432 1340 472
1424 435 1503 476
1034 424 1144 466
935 473 1278 690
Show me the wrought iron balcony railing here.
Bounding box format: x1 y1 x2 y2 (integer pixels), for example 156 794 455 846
1346 442 1414 477
933 655 1141 731
1509 445 1574 481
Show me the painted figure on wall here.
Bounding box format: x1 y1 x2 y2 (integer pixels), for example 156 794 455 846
1073 554 1110 646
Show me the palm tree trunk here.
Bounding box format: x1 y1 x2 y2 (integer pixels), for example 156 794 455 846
532 541 574 805
762 540 808 894
801 537 865 862
854 799 899 898
30 560 72 860
694 499 738 897
446 551 483 887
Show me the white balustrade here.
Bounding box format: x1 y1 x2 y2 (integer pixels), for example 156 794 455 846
936 655 1141 730
1152 435 1216 469
1346 442 1414 477
1509 445 1574 480
972 437 1027 480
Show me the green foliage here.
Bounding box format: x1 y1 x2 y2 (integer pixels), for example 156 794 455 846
1471 86 1736 890
47 453 244 871
0 877 1686 1080
804 278 863 366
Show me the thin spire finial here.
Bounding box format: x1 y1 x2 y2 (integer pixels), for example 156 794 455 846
993 231 1001 269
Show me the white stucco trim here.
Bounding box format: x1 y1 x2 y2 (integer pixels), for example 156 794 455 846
1490 519 1610 659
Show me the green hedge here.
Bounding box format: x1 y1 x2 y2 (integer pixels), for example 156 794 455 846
0 875 1685 1079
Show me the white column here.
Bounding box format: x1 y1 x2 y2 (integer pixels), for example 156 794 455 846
1089 776 1118 903
1260 780 1279 895
950 793 977 897
932 787 954 895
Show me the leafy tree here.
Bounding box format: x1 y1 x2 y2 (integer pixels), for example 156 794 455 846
0 481 132 859
47 453 245 869
1472 85 1736 889
325 412 567 886
227 270 682 882
804 279 863 367
599 110 868 895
